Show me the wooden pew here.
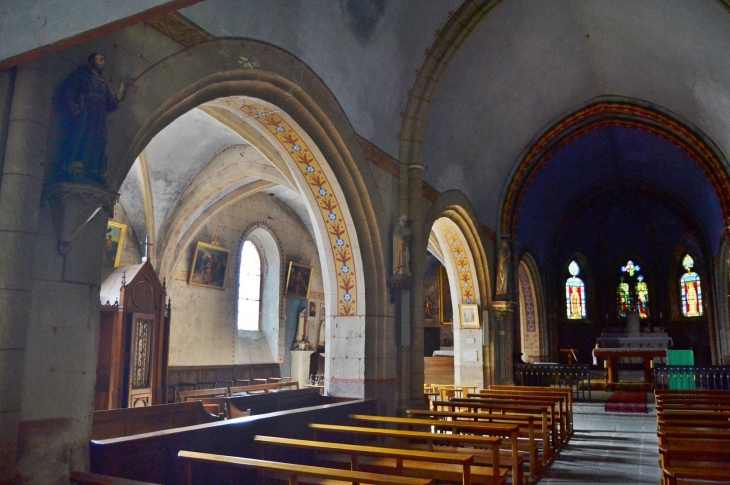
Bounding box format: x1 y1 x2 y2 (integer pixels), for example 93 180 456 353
468 393 566 445
655 390 730 484
308 424 507 485
91 402 222 440
485 386 573 434
178 450 435 485
229 383 279 395
254 435 477 485
70 472 160 485
178 387 228 402
406 409 541 474
347 414 525 485
659 443 730 485
433 400 555 461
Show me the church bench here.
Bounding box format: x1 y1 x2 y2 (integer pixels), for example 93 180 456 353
91 401 223 440
254 435 477 485
486 386 573 434
348 414 526 484
91 398 377 484
177 451 435 485
167 364 282 402
658 444 730 485
434 400 555 459
407 409 542 468
178 387 228 402
467 393 566 445
230 383 277 395
657 429 730 444
308 424 507 485
70 472 160 485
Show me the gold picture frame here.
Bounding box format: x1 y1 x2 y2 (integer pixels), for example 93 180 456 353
188 241 231 290
285 261 313 299
103 221 127 269
459 303 480 329
439 265 453 325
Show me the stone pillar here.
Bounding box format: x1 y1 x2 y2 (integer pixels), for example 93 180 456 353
17 208 107 484
0 61 53 482
408 164 425 408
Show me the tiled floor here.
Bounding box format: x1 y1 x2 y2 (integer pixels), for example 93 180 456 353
539 400 661 484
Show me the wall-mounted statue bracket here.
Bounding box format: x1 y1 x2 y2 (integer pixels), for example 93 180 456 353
42 182 118 255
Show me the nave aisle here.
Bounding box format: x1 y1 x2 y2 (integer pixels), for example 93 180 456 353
540 401 661 484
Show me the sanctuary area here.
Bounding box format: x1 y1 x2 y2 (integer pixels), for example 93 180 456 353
1 1 730 484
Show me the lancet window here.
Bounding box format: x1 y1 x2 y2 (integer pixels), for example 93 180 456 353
617 260 648 318
680 254 703 317
565 260 586 319
237 239 262 330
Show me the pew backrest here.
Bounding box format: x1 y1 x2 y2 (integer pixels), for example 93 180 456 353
178 450 435 485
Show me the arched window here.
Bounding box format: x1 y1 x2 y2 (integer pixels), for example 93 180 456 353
566 260 586 319
635 275 649 319
680 254 703 317
237 240 261 330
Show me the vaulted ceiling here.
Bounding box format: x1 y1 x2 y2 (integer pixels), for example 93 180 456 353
30 0 730 262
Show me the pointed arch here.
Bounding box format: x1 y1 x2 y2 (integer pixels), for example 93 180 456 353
104 40 390 400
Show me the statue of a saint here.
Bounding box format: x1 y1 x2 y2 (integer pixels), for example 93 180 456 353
495 240 510 295
424 296 433 317
392 216 411 278
55 53 128 186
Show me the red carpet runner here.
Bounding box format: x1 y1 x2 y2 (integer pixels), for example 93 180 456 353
604 391 648 413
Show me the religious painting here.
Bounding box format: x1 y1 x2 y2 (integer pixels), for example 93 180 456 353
309 300 317 317
285 262 313 299
635 275 649 319
459 303 480 329
565 260 586 319
188 241 231 290
103 222 126 269
439 264 453 325
680 254 703 317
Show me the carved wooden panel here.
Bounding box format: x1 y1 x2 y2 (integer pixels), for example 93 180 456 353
130 314 154 390
131 280 154 310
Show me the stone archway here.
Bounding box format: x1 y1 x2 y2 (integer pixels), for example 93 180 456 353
423 191 493 387
517 254 547 363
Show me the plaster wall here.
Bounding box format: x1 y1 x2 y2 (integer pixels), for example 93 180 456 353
166 192 323 368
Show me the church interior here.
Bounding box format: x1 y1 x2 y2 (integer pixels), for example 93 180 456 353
2 1 730 484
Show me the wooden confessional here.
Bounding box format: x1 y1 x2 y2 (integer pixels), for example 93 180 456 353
96 261 171 410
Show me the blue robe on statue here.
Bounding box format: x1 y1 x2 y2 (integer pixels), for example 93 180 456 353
56 64 121 185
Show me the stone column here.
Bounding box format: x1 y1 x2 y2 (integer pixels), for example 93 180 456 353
408 164 425 408
0 61 53 482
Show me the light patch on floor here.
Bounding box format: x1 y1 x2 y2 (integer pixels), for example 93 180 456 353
540 402 661 484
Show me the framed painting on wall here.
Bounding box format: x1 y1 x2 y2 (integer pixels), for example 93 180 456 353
285 262 313 299
188 241 231 290
103 221 126 269
459 303 480 329
439 264 453 325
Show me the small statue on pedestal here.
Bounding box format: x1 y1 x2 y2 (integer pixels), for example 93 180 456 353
292 308 313 351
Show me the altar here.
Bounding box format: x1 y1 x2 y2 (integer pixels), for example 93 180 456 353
592 347 667 383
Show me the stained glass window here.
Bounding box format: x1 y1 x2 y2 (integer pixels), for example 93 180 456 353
680 255 703 317
238 240 261 330
635 275 649 319
566 261 586 319
617 278 631 318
